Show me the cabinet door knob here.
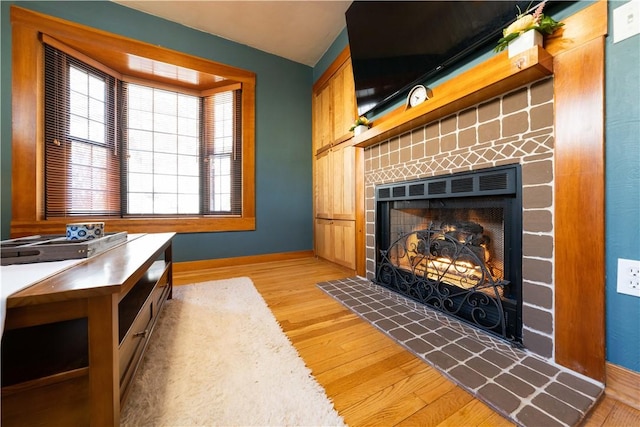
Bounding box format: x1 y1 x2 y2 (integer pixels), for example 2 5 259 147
133 329 149 338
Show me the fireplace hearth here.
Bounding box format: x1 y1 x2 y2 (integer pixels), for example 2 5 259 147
375 165 522 342
317 277 603 427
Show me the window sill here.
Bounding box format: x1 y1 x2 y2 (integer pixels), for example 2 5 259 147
10 217 256 237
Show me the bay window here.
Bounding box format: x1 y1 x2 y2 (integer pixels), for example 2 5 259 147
10 5 256 235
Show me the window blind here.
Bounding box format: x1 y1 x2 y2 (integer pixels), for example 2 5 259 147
44 44 120 217
44 43 243 219
203 90 242 215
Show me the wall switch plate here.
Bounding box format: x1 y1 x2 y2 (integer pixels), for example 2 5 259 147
617 258 640 297
613 0 640 43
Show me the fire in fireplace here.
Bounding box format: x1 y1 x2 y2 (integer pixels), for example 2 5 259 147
375 165 522 343
412 220 496 287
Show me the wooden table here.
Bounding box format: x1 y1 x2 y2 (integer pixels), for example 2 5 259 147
1 232 175 426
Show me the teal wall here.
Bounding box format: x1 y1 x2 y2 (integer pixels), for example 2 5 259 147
313 1 640 374
605 0 640 373
0 1 314 262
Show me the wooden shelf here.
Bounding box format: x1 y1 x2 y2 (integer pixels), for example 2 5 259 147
353 46 553 148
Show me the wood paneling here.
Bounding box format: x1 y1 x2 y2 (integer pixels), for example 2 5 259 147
11 22 42 223
544 0 609 57
355 144 366 276
554 36 606 381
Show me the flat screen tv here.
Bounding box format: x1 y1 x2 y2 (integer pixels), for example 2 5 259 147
346 1 573 117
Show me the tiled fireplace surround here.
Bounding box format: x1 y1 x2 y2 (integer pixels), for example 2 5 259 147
364 76 556 361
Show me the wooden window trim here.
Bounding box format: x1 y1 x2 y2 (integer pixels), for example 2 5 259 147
10 6 256 236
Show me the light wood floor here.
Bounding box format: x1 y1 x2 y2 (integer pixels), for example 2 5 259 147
174 256 640 427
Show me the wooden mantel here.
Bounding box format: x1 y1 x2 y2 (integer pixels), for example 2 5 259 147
353 46 553 148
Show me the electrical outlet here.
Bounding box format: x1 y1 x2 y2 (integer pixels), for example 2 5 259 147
617 258 640 297
613 0 640 43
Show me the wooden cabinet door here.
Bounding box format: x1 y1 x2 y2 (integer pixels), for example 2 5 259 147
314 218 356 270
331 142 356 220
331 219 356 269
313 58 356 152
313 84 333 153
314 218 332 262
315 142 356 220
331 61 357 142
314 149 331 219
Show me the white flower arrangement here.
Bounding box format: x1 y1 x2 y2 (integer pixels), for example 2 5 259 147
349 116 371 132
495 1 564 52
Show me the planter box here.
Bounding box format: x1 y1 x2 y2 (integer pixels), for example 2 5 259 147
508 30 543 58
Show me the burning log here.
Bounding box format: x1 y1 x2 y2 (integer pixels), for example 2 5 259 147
415 221 491 264
440 221 490 247
429 238 485 264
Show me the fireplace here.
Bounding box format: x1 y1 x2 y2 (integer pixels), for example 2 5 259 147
374 165 522 343
363 78 556 359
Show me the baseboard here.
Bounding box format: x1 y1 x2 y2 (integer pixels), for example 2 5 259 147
173 250 314 273
606 362 640 410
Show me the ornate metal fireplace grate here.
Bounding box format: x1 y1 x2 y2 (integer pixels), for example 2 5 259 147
375 222 519 343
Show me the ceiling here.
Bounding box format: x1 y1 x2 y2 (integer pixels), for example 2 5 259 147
112 1 353 67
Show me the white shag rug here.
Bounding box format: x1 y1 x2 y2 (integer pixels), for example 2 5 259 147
120 277 345 426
